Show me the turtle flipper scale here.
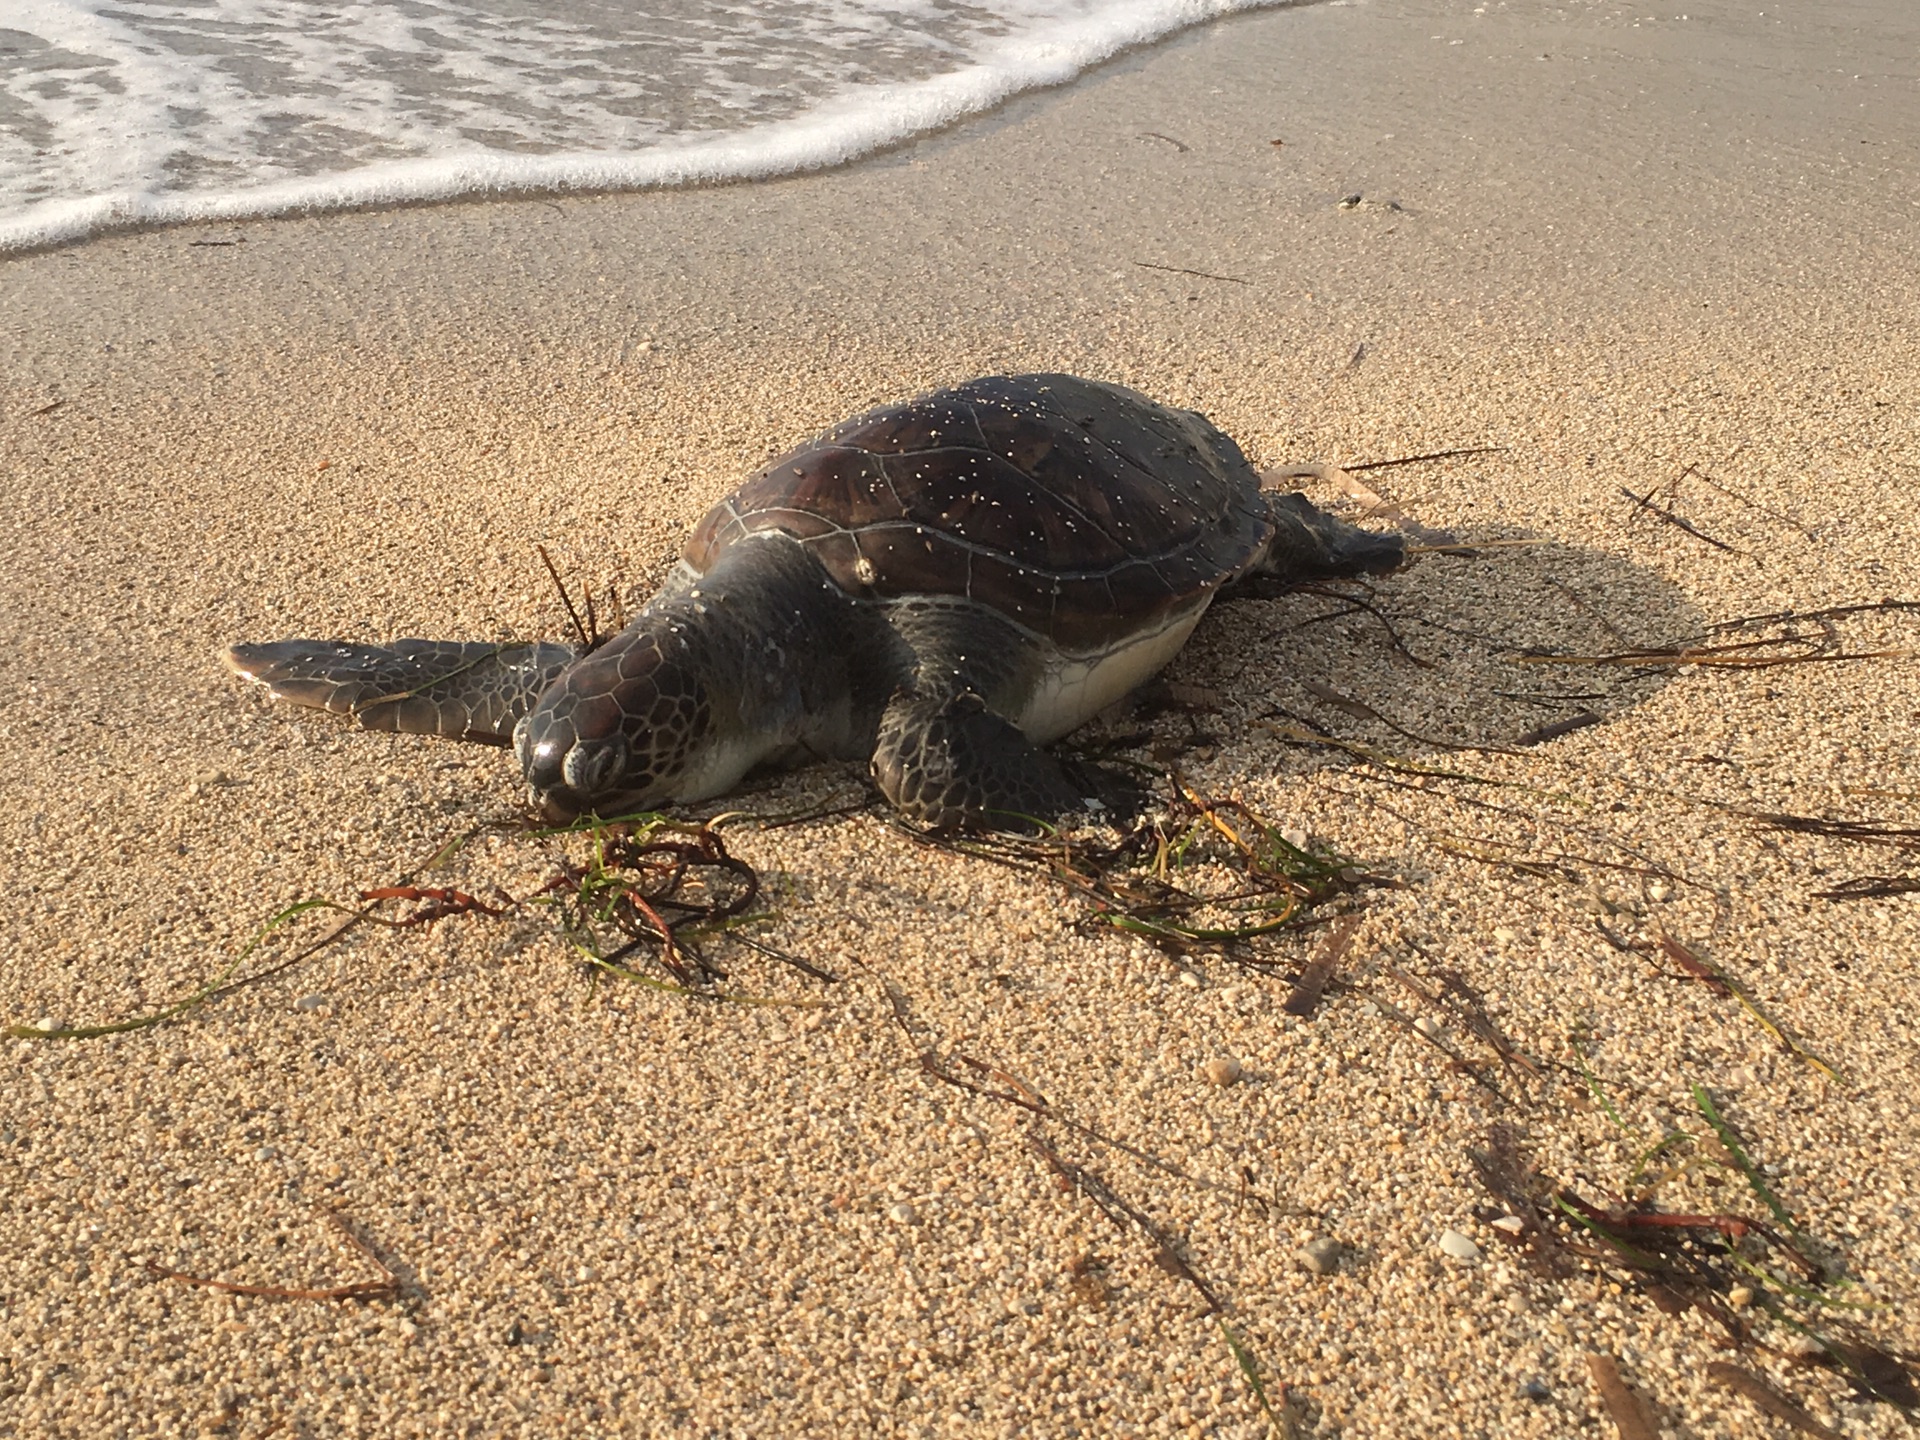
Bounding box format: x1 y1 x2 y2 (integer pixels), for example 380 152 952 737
872 689 1084 831
223 639 579 747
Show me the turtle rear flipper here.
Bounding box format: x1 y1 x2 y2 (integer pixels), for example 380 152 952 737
1260 491 1407 579
223 639 579 747
872 689 1086 831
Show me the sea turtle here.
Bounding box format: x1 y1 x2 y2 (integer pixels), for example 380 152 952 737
225 374 1405 828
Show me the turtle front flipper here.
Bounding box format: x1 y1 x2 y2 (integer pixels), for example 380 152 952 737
223 639 580 747
871 689 1086 831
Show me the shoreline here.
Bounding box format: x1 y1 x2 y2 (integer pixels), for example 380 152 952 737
0 0 1325 259
5 1 1919 1436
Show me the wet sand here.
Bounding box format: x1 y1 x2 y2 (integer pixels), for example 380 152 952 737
4 0 1919 1435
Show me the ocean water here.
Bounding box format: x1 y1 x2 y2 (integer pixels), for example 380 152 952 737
1 0 1293 251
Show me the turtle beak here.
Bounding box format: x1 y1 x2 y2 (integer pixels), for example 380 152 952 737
513 715 550 780
516 714 584 822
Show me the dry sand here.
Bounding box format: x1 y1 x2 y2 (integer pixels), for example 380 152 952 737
4 0 1919 1435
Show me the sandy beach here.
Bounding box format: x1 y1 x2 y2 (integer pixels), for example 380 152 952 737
5 0 1920 1435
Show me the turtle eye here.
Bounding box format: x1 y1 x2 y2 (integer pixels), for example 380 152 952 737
562 734 629 797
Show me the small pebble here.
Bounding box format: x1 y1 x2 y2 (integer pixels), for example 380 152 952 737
1729 1284 1754 1309
1203 1057 1243 1087
1648 880 1673 901
1490 1215 1526 1236
1438 1229 1481 1262
1413 1016 1442 1040
253 1145 278 1162
1338 193 1362 208
1177 970 1202 989
32 1016 63 1035
1520 1377 1552 1403
1298 1237 1343 1275
887 1201 918 1225
293 993 326 1012
576 1265 597 1283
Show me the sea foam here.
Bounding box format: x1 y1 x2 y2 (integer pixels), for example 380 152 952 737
1 0 1297 252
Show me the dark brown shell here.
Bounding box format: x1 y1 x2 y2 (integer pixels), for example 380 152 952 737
683 374 1275 653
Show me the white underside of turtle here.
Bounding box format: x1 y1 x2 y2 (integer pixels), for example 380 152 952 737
1015 600 1209 746
225 374 1406 830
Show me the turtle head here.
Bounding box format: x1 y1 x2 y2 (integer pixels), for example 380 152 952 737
514 627 715 822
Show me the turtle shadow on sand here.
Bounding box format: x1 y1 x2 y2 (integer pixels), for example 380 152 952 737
1092 527 1708 793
